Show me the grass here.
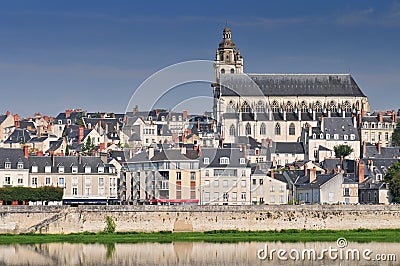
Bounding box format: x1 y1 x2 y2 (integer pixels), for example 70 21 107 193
0 228 400 245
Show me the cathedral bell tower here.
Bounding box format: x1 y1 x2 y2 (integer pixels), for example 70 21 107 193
214 27 244 82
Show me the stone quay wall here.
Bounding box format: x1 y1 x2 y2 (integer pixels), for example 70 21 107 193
0 205 400 234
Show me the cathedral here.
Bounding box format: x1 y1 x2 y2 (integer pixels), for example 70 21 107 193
213 27 370 144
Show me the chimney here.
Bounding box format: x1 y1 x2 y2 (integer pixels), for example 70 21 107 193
243 145 247 158
78 126 84 144
51 151 55 167
358 160 365 183
328 110 331 118
362 141 366 158
377 141 381 155
6 111 10 117
392 111 397 123
283 110 287 121
353 115 357 128
269 169 274 179
269 139 273 148
309 166 317 183
378 112 383 123
148 146 154 159
304 164 308 176
105 123 109 134
65 109 71 118
183 110 188 120
298 109 301 121
312 109 316 121
180 145 186 155
99 143 105 152
23 145 29 158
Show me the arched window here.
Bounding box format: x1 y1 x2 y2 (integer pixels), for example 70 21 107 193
329 101 337 112
245 123 251 135
229 125 236 136
230 68 234 74
226 101 236 113
275 123 281 135
285 101 294 112
256 101 265 113
289 123 295 135
260 123 266 135
301 101 308 113
271 101 279 113
343 101 351 113
314 101 322 112
221 69 225 74
241 101 251 113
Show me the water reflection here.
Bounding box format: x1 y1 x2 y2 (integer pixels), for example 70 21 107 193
0 241 398 265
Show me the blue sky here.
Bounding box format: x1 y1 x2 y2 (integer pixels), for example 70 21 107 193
1 0 399 116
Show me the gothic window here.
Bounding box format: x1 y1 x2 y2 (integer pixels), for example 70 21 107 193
271 101 279 113
241 101 251 113
229 125 236 136
275 123 281 135
314 101 322 112
221 69 225 74
230 68 234 74
260 123 266 135
285 101 294 112
304 123 310 129
289 123 295 135
301 101 308 112
245 123 251 135
329 101 337 112
226 101 236 113
256 101 265 112
343 101 351 113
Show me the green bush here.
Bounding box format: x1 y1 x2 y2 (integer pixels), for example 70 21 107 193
104 216 117 233
0 186 63 202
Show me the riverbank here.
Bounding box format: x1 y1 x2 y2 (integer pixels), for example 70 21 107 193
1 229 400 244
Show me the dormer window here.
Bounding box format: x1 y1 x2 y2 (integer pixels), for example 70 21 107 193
203 157 210 164
58 166 64 173
334 134 339 140
312 133 316 139
32 165 38 173
72 166 78 173
98 166 104 173
344 135 349 140
45 165 52 173
5 162 11 169
109 167 116 174
326 134 330 140
85 166 91 174
319 133 324 139
350 134 356 140
240 158 246 164
220 157 229 165
17 162 24 169
67 119 71 124
178 116 182 121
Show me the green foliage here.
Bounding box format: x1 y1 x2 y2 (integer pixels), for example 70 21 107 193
65 145 70 156
334 144 354 158
104 216 116 233
74 113 85 126
0 187 63 202
392 122 400 146
82 137 96 156
385 162 400 202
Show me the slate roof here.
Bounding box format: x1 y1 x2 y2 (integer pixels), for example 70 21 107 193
4 129 31 144
0 148 29 169
47 139 64 153
151 149 199 161
109 150 126 164
0 115 7 124
28 156 115 174
220 74 365 97
199 148 249 168
273 142 304 154
364 145 400 159
295 173 338 188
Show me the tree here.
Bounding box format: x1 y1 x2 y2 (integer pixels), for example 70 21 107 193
65 145 70 156
392 122 400 146
82 137 96 156
385 162 400 202
334 144 354 158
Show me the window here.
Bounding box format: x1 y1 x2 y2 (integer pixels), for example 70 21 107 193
233 180 237 187
229 125 236 136
371 133 375 142
223 192 229 200
328 192 334 202
241 180 246 187
4 176 11 185
301 101 308 112
17 176 23 184
214 180 219 187
275 123 281 135
85 166 91 174
205 180 210 187
175 162 180 169
72 187 78 195
99 177 104 187
343 101 351 112
329 101 337 112
204 192 210 202
334 134 339 140
385 132 389 141
98 166 104 173
285 101 294 112
32 165 38 173
203 157 210 164
350 134 356 140
260 123 266 135
232 192 237 201
165 162 170 169
240 158 246 164
58 177 64 186
176 172 181 181
98 187 105 196
85 177 92 187
72 176 78 186
214 192 219 200
245 123 251 135
271 101 279 113
314 101 322 112
223 180 228 187
72 166 78 173
344 135 348 140
270 195 275 203
241 170 246 177
220 157 229 164
270 186 275 192
279 195 284 203
252 179 256 185
45 177 51 185
221 69 225 74
326 134 330 140
32 177 37 186
344 188 350 197
190 172 196 181
205 170 209 177
230 68 234 74
241 192 246 200
17 162 24 169
256 101 265 113
241 101 251 113
260 179 264 185
289 123 295 135
280 186 284 192
45 166 52 173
